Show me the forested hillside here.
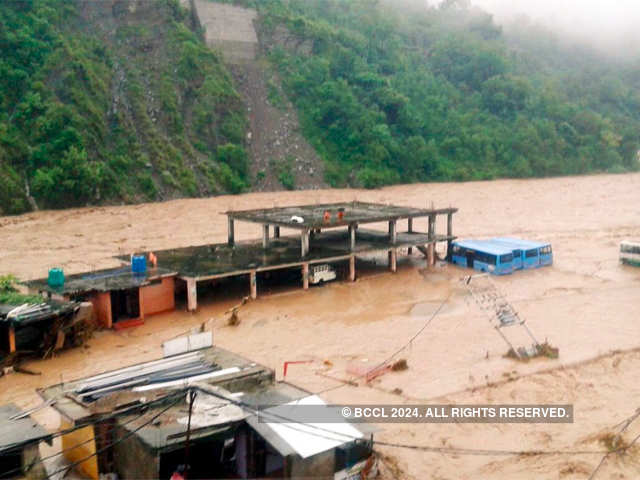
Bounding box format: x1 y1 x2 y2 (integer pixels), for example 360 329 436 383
0 0 248 214
2 0 640 214
247 0 640 187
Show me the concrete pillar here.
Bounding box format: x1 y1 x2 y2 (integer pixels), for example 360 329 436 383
274 226 280 239
389 249 397 273
302 263 309 290
228 217 235 246
349 256 356 281
407 218 413 254
186 278 197 312
301 229 310 257
250 271 257 299
262 224 269 249
389 220 397 244
428 214 435 240
447 212 453 260
8 326 16 353
348 224 356 251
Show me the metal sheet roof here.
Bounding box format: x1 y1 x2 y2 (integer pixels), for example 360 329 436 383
251 395 364 459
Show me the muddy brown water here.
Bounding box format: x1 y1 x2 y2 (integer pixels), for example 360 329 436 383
1 173 639 479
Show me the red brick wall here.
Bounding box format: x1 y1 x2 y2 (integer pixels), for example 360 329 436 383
90 292 112 329
140 277 175 317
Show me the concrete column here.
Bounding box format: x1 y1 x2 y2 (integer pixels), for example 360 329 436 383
8 326 16 354
428 214 435 239
428 214 437 265
301 229 310 257
302 263 309 290
274 226 280 239
447 212 453 260
228 217 235 246
250 271 257 299
389 249 397 272
389 220 397 244
262 224 269 249
186 278 197 312
349 255 356 281
348 224 356 251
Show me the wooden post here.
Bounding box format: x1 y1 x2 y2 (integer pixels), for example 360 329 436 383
302 263 309 290
186 278 197 312
274 226 280 239
408 218 413 254
184 389 197 478
8 325 16 354
349 224 356 251
250 271 257 299
349 256 356 281
228 217 235 246
389 249 397 273
262 224 269 249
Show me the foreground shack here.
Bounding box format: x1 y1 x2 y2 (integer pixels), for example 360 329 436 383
25 267 177 330
40 344 376 479
0 300 92 362
0 404 52 480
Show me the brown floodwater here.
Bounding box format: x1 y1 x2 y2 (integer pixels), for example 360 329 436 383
1 173 639 479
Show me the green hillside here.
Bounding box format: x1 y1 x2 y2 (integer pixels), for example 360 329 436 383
2 0 639 214
251 0 640 187
0 0 248 214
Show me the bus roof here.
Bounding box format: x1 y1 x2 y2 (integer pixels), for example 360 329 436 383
620 240 640 247
492 237 550 249
453 240 514 256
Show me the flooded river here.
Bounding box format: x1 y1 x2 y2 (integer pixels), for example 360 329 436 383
1 173 639 479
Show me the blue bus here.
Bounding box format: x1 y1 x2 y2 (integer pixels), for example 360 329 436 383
492 238 553 268
483 239 524 270
450 240 515 275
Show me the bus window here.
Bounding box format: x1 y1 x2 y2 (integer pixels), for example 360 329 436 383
499 254 513 264
525 249 538 258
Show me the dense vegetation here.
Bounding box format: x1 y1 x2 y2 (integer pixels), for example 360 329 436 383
0 274 41 305
2 0 640 213
238 0 640 187
0 0 248 214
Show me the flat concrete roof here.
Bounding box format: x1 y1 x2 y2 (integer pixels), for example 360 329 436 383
123 229 452 280
24 267 177 296
226 201 457 230
0 404 52 452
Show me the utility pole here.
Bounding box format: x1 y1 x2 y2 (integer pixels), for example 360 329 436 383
184 389 197 478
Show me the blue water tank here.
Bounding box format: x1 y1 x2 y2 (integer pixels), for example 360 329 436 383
48 268 65 287
131 255 147 275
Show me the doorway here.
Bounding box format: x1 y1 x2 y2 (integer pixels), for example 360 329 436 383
110 288 140 323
